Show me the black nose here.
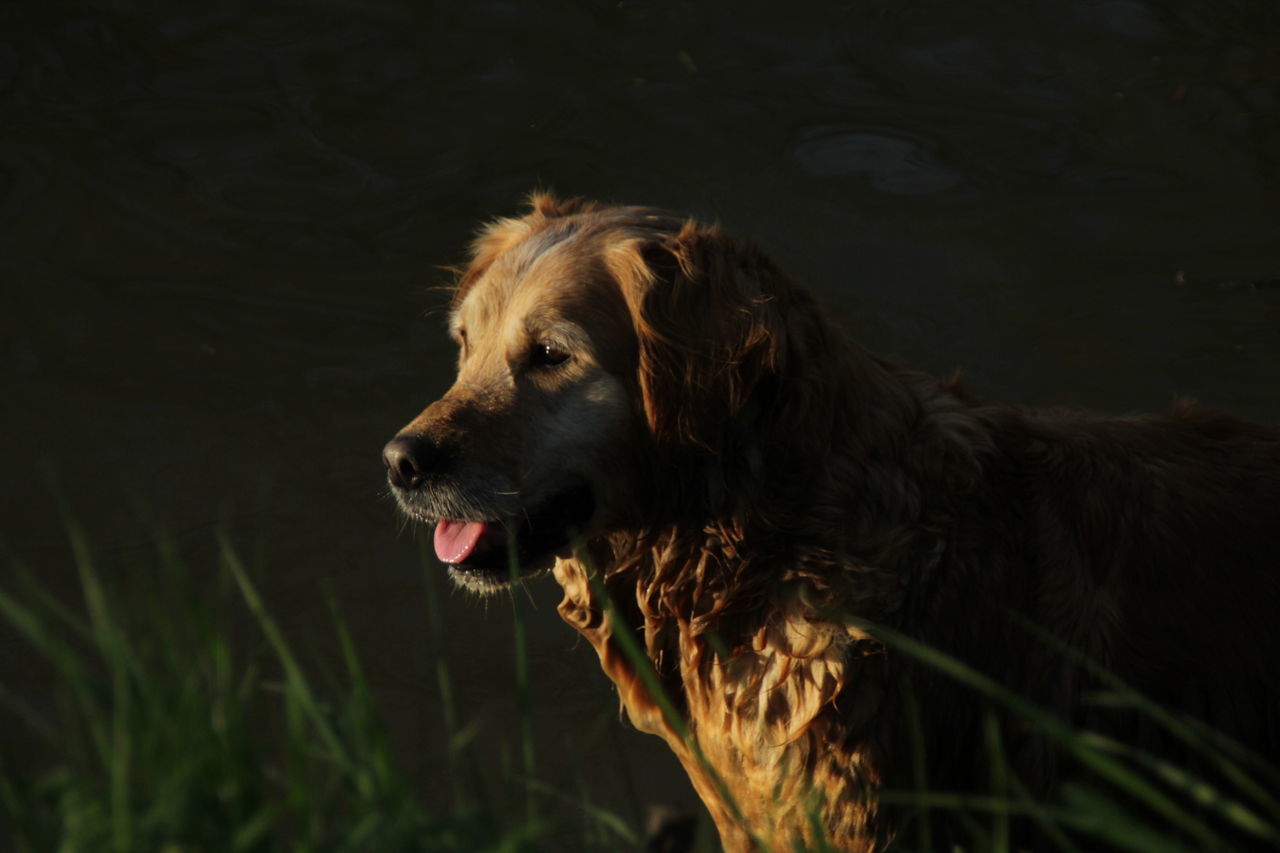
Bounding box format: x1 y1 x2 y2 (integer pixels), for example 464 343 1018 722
382 435 440 490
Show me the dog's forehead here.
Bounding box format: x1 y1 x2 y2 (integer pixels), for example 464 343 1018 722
452 226 609 335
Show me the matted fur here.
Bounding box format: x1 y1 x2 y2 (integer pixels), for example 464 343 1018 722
388 194 1280 851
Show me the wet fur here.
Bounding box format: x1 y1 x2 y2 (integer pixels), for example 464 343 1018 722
396 194 1280 850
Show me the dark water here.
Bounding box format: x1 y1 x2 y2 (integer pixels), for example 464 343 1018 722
3 0 1279 837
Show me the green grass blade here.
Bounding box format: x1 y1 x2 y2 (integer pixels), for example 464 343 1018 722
66 523 134 853
526 778 638 846
507 543 536 824
855 617 1228 850
1082 731 1279 842
218 533 353 774
1010 613 1280 819
0 585 110 775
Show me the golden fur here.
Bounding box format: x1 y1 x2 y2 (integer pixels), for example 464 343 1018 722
385 194 1280 851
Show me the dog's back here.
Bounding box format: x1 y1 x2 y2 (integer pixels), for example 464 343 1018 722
890 397 1280 843
989 401 1280 686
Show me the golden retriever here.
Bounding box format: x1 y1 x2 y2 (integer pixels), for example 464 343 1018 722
384 194 1280 851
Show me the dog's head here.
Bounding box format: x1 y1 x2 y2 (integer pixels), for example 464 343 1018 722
383 194 788 593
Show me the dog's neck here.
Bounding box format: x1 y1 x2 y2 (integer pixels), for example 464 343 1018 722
554 347 987 850
553 547 887 851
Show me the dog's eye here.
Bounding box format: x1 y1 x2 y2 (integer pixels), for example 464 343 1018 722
530 343 570 368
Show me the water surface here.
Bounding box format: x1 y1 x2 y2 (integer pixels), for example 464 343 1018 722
3 0 1278 838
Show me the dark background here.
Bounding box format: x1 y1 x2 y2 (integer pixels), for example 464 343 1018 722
3 0 1278 836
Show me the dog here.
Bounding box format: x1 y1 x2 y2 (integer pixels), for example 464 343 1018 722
383 194 1280 851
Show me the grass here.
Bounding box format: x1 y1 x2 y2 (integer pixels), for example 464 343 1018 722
0 518 643 852
860 617 1280 852
2 516 1278 851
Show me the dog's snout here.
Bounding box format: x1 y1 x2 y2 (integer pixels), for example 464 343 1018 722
383 435 443 490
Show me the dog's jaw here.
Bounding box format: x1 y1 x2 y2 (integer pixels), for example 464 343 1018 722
447 562 525 595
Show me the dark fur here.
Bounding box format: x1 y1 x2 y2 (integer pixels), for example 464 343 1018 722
390 196 1280 851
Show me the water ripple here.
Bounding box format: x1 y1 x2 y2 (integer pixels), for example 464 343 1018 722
791 128 964 195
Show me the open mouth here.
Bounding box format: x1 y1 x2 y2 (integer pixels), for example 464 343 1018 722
434 484 595 592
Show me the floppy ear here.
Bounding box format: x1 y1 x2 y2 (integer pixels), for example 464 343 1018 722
613 221 787 450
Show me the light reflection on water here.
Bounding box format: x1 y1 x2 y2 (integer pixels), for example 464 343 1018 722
2 0 1277 832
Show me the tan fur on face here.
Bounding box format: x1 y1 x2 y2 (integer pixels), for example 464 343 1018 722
393 194 1280 850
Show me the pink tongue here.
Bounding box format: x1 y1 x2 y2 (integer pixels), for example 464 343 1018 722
434 519 488 564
